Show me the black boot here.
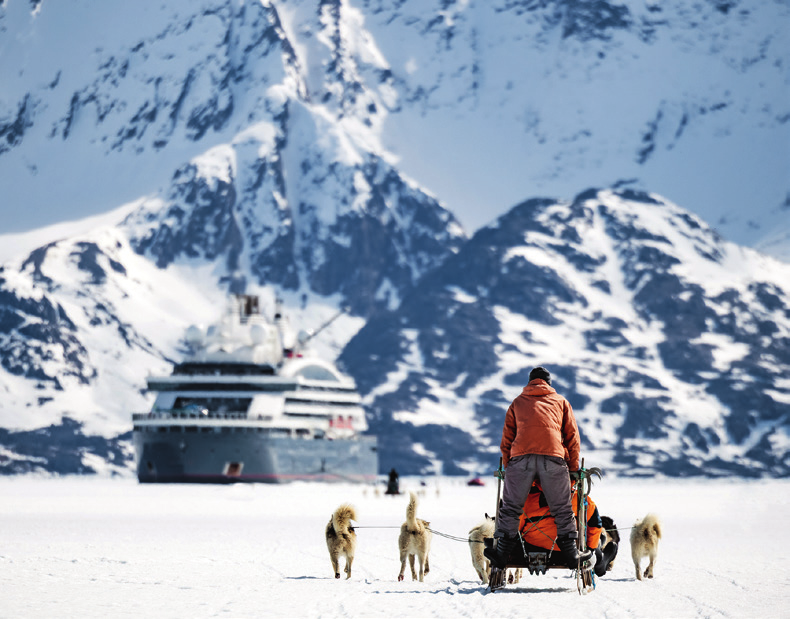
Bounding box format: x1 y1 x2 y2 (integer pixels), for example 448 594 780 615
595 541 618 577
556 534 592 570
484 533 518 569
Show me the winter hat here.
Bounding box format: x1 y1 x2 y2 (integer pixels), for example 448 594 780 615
529 366 551 385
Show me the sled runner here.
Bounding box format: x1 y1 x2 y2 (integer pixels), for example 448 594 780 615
488 460 601 594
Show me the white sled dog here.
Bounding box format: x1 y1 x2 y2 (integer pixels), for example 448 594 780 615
325 503 357 579
629 513 662 580
468 514 522 585
468 514 495 584
398 491 432 582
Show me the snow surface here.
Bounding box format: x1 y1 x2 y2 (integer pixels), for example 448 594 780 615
1 475 787 618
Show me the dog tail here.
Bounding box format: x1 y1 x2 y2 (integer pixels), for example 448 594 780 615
646 514 661 539
642 513 662 540
469 516 495 537
332 503 357 535
406 491 419 530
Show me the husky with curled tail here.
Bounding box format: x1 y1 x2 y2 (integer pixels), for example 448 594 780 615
325 503 357 579
398 491 432 582
468 514 496 583
468 514 522 585
630 513 662 580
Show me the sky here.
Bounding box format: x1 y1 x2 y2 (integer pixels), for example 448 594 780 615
1 475 787 618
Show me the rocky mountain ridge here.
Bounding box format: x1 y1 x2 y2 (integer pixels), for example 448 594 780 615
342 187 790 477
1 0 788 252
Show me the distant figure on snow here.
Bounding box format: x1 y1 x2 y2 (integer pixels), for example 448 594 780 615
386 468 400 495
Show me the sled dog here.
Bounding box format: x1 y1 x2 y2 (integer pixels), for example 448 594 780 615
398 491 432 582
600 515 620 572
468 514 495 584
629 513 662 580
468 514 521 584
325 503 357 579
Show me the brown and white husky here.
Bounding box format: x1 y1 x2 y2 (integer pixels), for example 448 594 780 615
398 492 432 582
325 503 357 579
630 513 662 580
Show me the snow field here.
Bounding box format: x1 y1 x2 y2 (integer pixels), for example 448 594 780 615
1 476 788 618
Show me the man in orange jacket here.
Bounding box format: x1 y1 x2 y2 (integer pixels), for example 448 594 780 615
484 366 591 570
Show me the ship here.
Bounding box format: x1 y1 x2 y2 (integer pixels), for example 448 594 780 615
132 294 378 483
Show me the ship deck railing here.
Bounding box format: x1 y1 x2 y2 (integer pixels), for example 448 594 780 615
133 410 253 421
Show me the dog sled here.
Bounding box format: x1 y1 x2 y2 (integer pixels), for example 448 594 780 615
487 459 601 594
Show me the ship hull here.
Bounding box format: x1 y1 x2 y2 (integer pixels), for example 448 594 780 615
133 431 378 484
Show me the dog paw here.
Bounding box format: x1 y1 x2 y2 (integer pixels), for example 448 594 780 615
335 573 340 579
398 574 404 581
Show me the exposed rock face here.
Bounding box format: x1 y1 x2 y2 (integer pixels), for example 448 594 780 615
342 188 790 477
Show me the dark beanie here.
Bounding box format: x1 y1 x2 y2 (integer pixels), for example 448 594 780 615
529 366 551 384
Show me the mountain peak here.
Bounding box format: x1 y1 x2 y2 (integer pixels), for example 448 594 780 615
342 187 790 477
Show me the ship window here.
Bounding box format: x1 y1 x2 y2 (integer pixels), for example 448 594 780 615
296 365 339 381
174 397 252 413
295 428 311 438
174 362 274 376
184 426 197 433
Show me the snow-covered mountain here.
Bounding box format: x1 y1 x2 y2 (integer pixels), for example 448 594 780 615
2 180 788 477
341 188 790 477
0 0 788 477
0 111 464 472
1 0 788 254
360 0 790 252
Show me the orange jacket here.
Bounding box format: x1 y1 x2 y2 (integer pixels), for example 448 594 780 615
518 484 603 550
500 379 580 469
